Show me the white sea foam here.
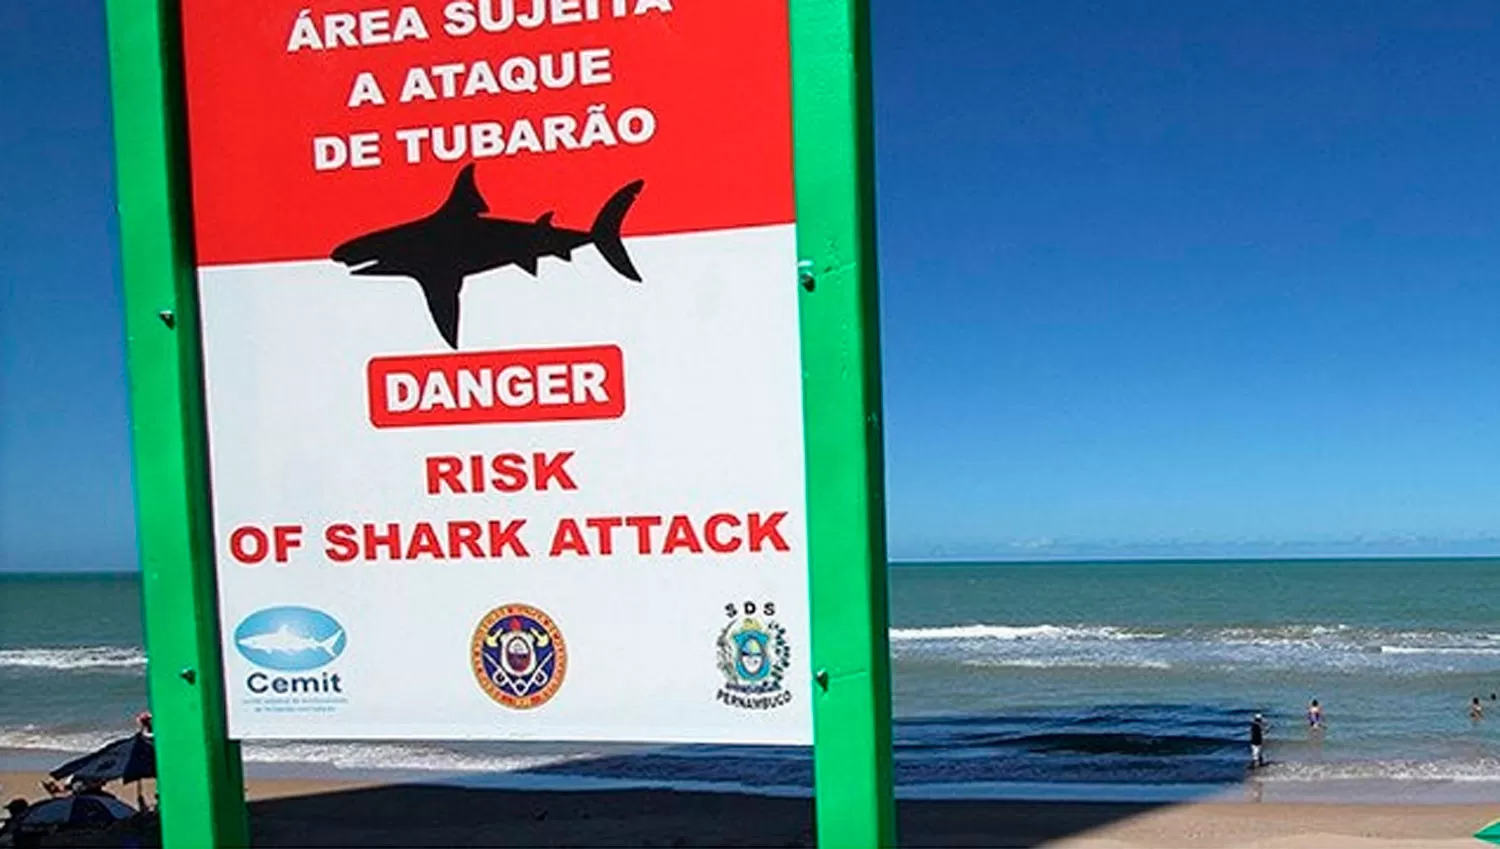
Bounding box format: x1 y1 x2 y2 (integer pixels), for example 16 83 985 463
890 622 1500 652
0 728 597 775
1263 758 1500 783
241 742 595 774
889 622 1401 646
1206 624 1354 645
886 620 1500 675
1378 645 1500 655
0 646 146 672
961 658 1173 670
13 626 1493 669
889 624 1154 642
0 725 125 753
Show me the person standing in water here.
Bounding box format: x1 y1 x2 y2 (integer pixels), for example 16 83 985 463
1249 713 1268 768
1307 699 1324 730
1471 697 1485 721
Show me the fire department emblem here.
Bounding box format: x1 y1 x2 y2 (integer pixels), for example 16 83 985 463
472 604 566 709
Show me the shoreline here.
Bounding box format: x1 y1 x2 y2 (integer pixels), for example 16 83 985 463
4 772 1498 847
10 755 1500 807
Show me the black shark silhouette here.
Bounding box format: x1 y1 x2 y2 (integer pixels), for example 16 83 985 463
331 164 645 348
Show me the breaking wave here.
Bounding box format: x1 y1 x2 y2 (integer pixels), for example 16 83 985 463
1378 646 1500 656
889 622 1500 651
889 622 1500 674
242 742 598 774
961 658 1173 670
0 727 601 775
0 647 146 672
890 624 1152 642
0 726 125 753
1262 758 1500 783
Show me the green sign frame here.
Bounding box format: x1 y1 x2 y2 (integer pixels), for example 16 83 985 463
104 1 894 846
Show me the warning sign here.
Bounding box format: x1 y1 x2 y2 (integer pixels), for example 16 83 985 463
180 0 810 742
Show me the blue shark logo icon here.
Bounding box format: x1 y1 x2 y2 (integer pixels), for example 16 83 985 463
233 607 346 672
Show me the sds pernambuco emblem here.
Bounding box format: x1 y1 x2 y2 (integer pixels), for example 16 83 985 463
716 601 793 710
472 604 567 710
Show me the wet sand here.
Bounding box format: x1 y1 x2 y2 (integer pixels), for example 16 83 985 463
2 771 1496 847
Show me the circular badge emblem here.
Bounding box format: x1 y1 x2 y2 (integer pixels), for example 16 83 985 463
471 604 567 709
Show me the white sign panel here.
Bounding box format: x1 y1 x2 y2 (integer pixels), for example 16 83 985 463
179 0 811 742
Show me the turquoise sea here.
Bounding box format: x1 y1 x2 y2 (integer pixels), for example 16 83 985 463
6 559 1500 801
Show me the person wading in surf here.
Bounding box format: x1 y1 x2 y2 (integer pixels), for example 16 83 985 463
1249 713 1268 769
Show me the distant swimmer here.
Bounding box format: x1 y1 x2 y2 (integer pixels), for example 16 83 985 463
1307 699 1324 730
1472 697 1485 721
1249 713 1268 769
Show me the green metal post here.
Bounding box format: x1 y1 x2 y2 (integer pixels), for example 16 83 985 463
103 0 249 846
792 1 898 846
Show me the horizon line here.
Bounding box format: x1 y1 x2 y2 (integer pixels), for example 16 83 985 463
893 552 1500 566
8 550 1500 577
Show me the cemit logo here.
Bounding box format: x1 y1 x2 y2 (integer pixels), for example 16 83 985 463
234 606 346 672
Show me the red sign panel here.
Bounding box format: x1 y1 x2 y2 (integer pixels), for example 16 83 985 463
178 1 796 266
367 344 626 427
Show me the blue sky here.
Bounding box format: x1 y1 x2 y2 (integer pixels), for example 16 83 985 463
7 1 1500 570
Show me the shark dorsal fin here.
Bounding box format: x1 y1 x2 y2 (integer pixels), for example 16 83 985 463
441 164 488 217
535 212 555 227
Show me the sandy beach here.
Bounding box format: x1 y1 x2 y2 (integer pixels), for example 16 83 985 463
3 771 1497 847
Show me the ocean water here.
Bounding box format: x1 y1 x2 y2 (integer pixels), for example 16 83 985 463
7 560 1500 801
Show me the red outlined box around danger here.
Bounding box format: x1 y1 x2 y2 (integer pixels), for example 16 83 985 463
367 345 625 428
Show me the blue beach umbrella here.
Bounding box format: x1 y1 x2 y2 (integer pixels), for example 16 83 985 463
49 733 156 785
13 795 136 830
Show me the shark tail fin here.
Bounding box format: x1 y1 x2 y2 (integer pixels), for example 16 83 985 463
590 180 645 282
319 630 343 656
